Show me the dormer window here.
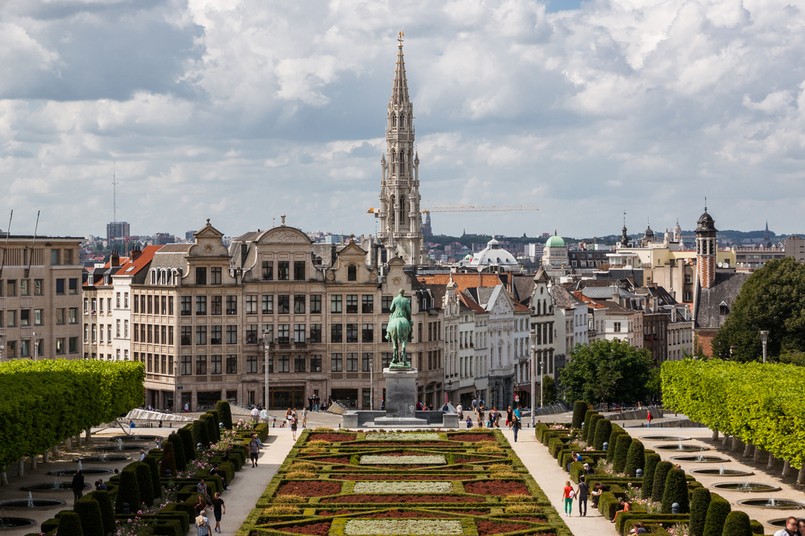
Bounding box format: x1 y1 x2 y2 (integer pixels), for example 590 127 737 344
719 301 729 316
348 264 357 281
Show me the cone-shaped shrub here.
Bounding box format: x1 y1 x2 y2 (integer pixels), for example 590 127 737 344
613 434 633 473
91 490 115 536
134 462 154 507
178 426 196 462
624 439 645 477
209 409 221 442
143 456 162 500
159 440 177 477
74 497 103 536
193 419 210 448
702 494 731 536
216 400 233 429
651 461 673 502
115 468 140 514
606 428 624 463
57 511 84 536
721 510 752 536
572 401 588 429
586 414 602 443
642 452 661 499
689 487 712 536
593 419 611 450
582 410 596 441
661 468 690 513
167 433 186 471
202 413 218 444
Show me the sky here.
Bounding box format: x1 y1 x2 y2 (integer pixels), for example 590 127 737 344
2 0 805 241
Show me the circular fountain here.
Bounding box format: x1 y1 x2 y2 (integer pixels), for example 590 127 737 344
74 454 131 463
692 467 754 477
714 482 782 493
657 443 710 452
0 495 66 509
0 517 37 531
737 498 805 510
95 443 144 452
47 468 110 477
642 435 692 441
107 434 160 442
21 482 89 492
671 454 730 463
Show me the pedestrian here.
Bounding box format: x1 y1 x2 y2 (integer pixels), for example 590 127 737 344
512 410 521 442
259 407 269 425
249 433 260 467
139 449 146 462
301 408 308 428
576 476 589 517
196 509 211 536
646 409 653 427
71 469 85 502
798 518 805 536
211 492 226 533
506 405 513 428
251 406 259 424
466 416 472 428
193 494 207 516
291 414 298 440
773 516 799 536
591 483 603 508
456 403 463 420
562 480 574 517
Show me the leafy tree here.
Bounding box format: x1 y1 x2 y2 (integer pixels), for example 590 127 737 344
713 257 805 360
543 375 558 405
559 340 653 406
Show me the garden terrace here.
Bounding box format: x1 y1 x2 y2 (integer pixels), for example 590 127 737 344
240 429 572 536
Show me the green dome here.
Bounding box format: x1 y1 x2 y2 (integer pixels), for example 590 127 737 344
545 235 565 248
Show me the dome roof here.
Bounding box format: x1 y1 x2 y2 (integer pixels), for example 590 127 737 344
457 237 519 269
545 234 565 248
696 210 716 233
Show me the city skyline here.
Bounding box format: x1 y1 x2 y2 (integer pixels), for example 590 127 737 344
2 1 805 239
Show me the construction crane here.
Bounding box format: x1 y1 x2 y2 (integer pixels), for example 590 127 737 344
367 205 539 216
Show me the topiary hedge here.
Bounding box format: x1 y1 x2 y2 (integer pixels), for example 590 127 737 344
593 419 612 450
586 413 603 443
215 400 233 429
642 452 660 499
721 510 752 536
58 510 84 536
134 462 155 507
624 439 645 477
572 401 588 429
689 486 711 536
612 434 632 474
177 426 196 463
167 433 186 472
661 468 689 514
651 461 673 503
159 441 177 477
115 467 140 514
581 409 596 441
702 493 731 536
74 496 103 536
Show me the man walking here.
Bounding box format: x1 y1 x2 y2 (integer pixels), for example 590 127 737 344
249 434 260 467
576 476 589 517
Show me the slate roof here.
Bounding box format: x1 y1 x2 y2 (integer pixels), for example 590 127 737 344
694 270 750 329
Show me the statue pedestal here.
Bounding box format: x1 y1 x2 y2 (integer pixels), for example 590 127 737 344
370 367 427 427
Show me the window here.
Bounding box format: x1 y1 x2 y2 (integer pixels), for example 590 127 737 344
211 355 222 375
116 292 121 308
50 249 60 265
278 261 289 280
196 326 207 345
211 267 222 285
310 294 322 314
226 355 238 374
247 355 258 373
381 295 393 313
68 278 78 294
331 324 343 343
309 324 322 343
181 355 192 375
69 337 78 353
294 295 305 314
381 352 392 368
56 338 65 355
246 295 258 314
116 319 121 338
362 323 374 342
55 278 65 295
7 280 17 296
211 325 222 345
20 309 30 327
20 279 29 296
211 295 222 315
346 323 358 343
181 296 192 316
331 295 342 313
196 296 207 315
56 308 65 325
310 355 322 372
331 353 343 372
278 295 290 314
246 325 258 344
614 322 622 333
346 352 358 372
362 295 374 313
261 260 273 280
195 267 207 285
346 294 358 314
294 323 305 343
362 352 373 372
124 293 129 309
195 355 207 375
278 355 290 372
294 260 305 281
295 356 306 372
68 308 78 324
278 324 290 344
34 279 43 296
64 249 73 265
226 326 237 344
262 295 273 314
347 264 357 281
226 295 238 315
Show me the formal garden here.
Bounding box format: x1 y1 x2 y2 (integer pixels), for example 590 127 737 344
239 429 572 536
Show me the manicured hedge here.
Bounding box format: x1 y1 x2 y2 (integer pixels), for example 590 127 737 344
593 419 612 450
661 468 689 514
57 511 84 536
651 461 673 503
74 496 104 536
572 400 588 429
689 486 711 536
612 434 632 473
642 452 661 499
586 413 603 443
702 493 731 536
624 439 645 477
721 511 752 536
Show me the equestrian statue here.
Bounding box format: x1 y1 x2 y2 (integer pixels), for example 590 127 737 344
386 289 412 368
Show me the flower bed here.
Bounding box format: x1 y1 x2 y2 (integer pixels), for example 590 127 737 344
240 429 573 535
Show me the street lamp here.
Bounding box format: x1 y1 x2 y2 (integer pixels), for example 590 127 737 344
369 359 374 410
760 330 769 364
0 335 5 361
530 344 536 428
263 329 271 412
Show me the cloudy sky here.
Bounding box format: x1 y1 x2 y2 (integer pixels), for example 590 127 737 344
2 0 804 241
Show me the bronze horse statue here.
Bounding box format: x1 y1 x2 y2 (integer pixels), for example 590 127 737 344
386 289 412 368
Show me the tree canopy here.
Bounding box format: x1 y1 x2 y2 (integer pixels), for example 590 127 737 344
712 257 805 361
558 339 653 405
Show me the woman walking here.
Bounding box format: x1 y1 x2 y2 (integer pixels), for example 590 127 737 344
562 480 575 517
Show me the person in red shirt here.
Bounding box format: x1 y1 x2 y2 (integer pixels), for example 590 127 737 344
561 481 575 516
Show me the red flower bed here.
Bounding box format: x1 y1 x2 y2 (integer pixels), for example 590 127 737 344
338 474 468 481
464 480 529 496
321 494 484 504
365 509 443 519
449 433 496 442
476 520 538 535
307 433 357 442
509 516 548 523
310 457 351 464
278 481 342 496
279 521 332 535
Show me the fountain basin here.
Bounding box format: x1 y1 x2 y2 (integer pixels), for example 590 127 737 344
107 434 160 442
0 518 36 530
0 498 66 509
713 482 781 493
657 443 710 452
21 483 90 492
692 468 754 477
74 454 131 463
95 444 144 452
671 455 729 463
47 468 110 476
737 498 805 510
642 435 691 441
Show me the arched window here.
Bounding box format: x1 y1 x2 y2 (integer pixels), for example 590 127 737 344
348 264 357 281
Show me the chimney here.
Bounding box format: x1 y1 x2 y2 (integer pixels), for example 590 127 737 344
111 253 120 267
130 248 142 261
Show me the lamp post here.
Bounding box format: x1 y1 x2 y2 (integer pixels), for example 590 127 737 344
263 330 271 412
530 344 536 428
760 330 769 364
0 335 5 361
369 359 374 410
33 332 37 360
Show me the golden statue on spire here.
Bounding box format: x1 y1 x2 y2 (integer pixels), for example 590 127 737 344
398 30 404 47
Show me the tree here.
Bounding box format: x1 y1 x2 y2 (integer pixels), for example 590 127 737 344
559 340 653 405
713 257 805 360
542 375 558 405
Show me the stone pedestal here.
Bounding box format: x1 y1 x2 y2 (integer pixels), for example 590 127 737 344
383 367 417 418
